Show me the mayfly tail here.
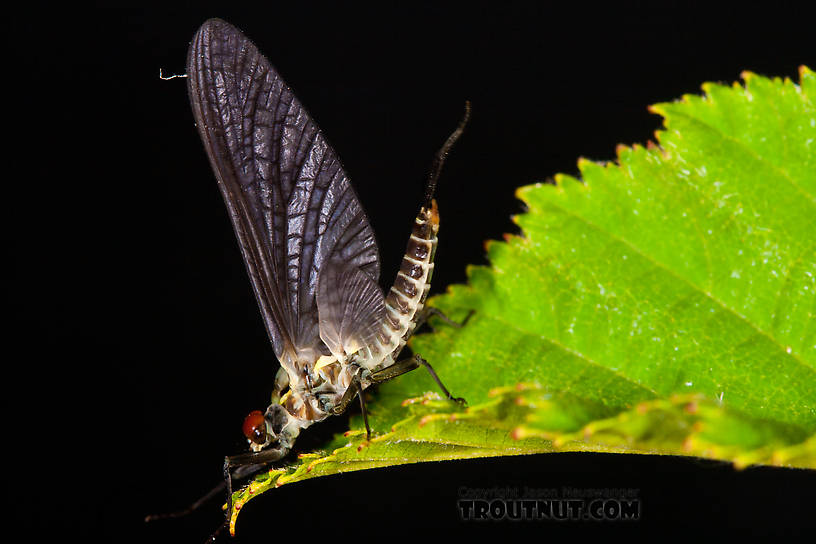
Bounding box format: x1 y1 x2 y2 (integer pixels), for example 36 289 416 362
423 101 472 209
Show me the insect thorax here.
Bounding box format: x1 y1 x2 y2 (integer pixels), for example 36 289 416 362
280 202 440 429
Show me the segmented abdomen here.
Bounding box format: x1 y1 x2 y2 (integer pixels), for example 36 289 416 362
359 200 440 370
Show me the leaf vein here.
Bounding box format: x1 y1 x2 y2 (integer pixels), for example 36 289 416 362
545 197 811 373
478 312 660 399
667 109 816 205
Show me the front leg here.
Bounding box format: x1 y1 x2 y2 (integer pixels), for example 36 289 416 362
221 445 290 529
329 372 371 439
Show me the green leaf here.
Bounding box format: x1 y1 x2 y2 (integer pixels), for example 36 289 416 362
228 66 816 533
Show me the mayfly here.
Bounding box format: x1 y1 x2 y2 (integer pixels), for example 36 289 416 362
181 18 469 531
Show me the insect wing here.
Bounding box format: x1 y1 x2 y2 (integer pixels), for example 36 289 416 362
317 260 386 360
186 19 381 360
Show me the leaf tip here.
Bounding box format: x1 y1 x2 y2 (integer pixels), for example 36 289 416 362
576 156 594 171
614 143 630 158
740 70 757 84
647 103 665 116
514 184 532 200
700 81 719 96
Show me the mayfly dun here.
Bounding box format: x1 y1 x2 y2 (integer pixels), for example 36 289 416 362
158 18 470 534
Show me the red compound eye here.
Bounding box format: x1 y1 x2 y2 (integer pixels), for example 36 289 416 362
242 410 267 444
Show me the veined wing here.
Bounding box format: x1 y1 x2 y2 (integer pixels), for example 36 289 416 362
187 19 381 360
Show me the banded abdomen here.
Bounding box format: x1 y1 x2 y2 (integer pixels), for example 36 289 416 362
358 199 440 371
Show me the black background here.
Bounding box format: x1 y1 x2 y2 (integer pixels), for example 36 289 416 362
9 1 815 541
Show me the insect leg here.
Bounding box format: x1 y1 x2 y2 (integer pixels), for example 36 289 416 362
144 482 224 523
329 373 372 439
144 463 264 525
415 307 475 331
270 367 289 403
221 447 289 528
370 354 466 406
